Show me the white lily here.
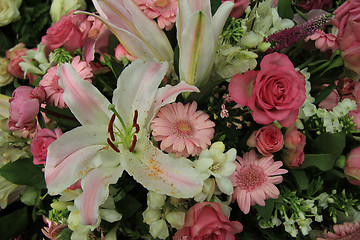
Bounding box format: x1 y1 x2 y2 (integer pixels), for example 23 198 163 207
44 60 203 226
176 0 233 89
82 0 173 62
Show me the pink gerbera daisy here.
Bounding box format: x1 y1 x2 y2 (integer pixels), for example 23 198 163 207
134 0 178 30
229 150 288 214
39 56 93 108
317 221 360 240
151 101 215 158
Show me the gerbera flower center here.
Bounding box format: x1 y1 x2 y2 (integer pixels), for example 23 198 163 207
237 165 266 191
173 120 195 139
154 0 169 8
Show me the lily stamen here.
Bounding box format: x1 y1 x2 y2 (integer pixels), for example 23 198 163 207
108 113 116 141
129 135 137 152
107 138 120 153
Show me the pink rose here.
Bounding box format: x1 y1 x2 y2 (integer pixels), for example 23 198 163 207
115 43 137 62
8 86 45 132
41 11 89 52
31 128 63 165
247 124 284 156
222 0 250 19
344 146 360 186
282 126 306 168
173 202 243 240
332 0 360 78
298 0 332 12
229 53 306 127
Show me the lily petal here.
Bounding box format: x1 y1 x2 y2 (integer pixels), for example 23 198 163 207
179 11 214 87
91 0 173 61
113 60 169 128
74 165 123 226
45 125 108 195
121 137 203 198
58 63 112 126
211 1 234 41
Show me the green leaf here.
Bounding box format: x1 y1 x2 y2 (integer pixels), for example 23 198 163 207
321 57 344 75
277 0 294 19
211 0 222 15
312 132 346 156
290 169 309 191
43 106 80 130
0 158 46 189
116 195 142 220
254 198 275 222
300 154 338 171
0 207 28 240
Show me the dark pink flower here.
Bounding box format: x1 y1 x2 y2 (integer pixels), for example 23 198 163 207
246 124 284 156
173 202 243 240
31 128 63 165
41 216 66 240
298 0 332 13
222 0 250 19
8 86 45 132
41 11 89 52
229 53 306 127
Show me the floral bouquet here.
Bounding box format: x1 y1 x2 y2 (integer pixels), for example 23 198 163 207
1 0 360 239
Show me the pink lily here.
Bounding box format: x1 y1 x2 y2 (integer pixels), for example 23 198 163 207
44 60 203 226
80 0 173 62
176 0 233 89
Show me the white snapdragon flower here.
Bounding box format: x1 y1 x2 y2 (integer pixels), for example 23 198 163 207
323 111 341 133
333 98 357 117
19 44 51 77
193 142 236 195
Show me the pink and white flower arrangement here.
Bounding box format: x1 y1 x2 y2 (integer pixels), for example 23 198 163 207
1 0 360 239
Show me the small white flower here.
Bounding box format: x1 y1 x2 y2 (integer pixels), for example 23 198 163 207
302 103 317 118
165 210 185 229
147 191 166 209
149 219 169 240
333 99 357 117
194 142 236 195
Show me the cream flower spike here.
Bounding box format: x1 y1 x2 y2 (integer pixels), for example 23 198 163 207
44 59 203 226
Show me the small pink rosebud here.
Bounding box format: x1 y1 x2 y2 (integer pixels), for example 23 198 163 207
31 86 46 102
247 124 284 156
282 149 305 169
8 86 42 131
344 146 360 186
284 126 306 151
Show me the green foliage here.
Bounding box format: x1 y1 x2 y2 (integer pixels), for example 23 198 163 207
0 158 46 189
0 207 28 240
277 0 294 19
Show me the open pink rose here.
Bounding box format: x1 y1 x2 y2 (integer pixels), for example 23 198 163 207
282 126 306 168
173 202 243 240
41 11 89 52
222 0 250 19
247 124 284 156
31 128 63 165
344 146 360 186
8 86 46 132
332 0 360 78
229 53 306 127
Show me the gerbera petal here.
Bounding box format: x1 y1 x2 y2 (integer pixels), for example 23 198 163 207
45 125 109 195
74 165 123 225
120 137 203 198
238 190 251 214
58 63 111 126
263 183 280 198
